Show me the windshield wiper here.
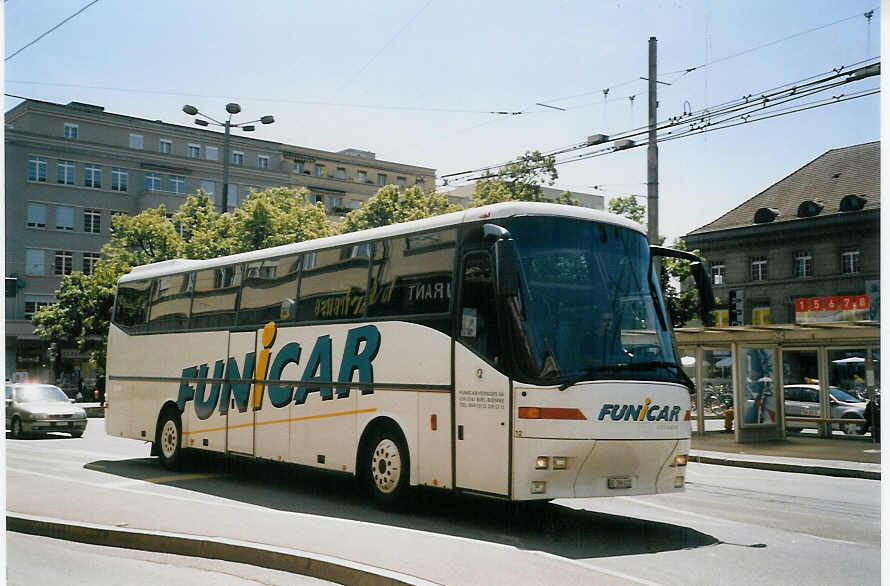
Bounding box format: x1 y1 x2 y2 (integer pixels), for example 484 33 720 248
558 367 600 391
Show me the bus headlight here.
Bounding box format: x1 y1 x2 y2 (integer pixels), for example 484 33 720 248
552 456 567 470
535 456 549 470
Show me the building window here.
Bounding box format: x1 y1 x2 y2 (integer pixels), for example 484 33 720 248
24 298 53 320
159 139 172 154
295 161 304 174
188 144 200 158
84 209 101 233
349 199 362 210
357 170 367 183
232 151 244 165
28 156 47 182
144 173 161 192
415 176 425 188
64 123 78 139
25 249 45 275
377 173 387 186
129 134 144 149
793 251 812 278
54 251 73 276
170 175 185 194
713 309 729 327
841 249 860 274
396 176 406 189
200 180 216 202
329 196 343 211
84 163 102 188
83 252 101 276
335 167 347 179
752 305 771 325
750 256 768 281
205 146 219 161
315 164 325 177
27 203 46 228
109 211 127 233
57 160 75 185
711 263 725 285
258 155 269 169
312 193 324 205
55 206 74 231
111 167 128 192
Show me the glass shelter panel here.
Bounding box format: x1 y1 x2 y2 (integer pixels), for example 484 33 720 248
781 350 820 434
740 348 777 426
829 349 869 402
679 348 698 427
702 349 733 417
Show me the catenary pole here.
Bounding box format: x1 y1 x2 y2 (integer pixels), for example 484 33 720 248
647 37 659 249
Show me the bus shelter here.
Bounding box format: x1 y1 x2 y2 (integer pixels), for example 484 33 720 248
675 322 879 443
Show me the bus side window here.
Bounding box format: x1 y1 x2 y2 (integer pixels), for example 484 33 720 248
148 273 192 332
459 252 500 364
113 279 152 333
239 254 301 326
190 266 242 329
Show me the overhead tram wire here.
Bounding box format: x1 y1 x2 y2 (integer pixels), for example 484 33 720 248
444 71 878 186
5 0 100 61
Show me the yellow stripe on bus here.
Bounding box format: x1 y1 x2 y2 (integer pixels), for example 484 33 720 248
182 407 378 436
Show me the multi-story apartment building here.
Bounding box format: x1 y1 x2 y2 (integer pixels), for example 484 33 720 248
5 99 436 383
684 141 879 326
445 184 605 210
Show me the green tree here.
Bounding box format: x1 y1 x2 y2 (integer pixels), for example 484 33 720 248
340 185 462 233
470 150 575 206
608 195 646 224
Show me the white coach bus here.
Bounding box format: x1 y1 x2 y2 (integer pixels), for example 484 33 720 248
106 202 713 505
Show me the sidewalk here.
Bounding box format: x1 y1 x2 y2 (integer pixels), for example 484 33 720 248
690 430 881 480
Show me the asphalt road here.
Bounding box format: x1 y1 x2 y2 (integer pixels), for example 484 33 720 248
4 420 881 585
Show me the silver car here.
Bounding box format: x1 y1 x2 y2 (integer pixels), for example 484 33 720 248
5 383 88 438
784 384 866 435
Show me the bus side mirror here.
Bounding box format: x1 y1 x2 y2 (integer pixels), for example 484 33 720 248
483 223 518 298
494 239 519 297
690 261 716 320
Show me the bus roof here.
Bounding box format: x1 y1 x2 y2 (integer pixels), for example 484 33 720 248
118 202 645 283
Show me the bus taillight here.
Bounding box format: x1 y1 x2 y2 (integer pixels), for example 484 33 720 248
518 407 587 420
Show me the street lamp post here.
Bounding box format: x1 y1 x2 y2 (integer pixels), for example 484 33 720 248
182 103 275 213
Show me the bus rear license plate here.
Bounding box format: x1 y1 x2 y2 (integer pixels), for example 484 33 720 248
608 476 632 489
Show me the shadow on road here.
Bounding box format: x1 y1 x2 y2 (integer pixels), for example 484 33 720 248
86 453 718 559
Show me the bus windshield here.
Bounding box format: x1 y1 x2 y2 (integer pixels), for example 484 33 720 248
502 216 682 387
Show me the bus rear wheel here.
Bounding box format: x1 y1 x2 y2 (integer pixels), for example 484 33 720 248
157 409 183 470
363 425 409 507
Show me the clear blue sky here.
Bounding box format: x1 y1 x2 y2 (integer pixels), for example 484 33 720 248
3 0 880 242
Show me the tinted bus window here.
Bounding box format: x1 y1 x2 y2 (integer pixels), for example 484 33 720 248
114 279 152 332
239 254 301 325
297 245 370 321
148 273 192 332
190 266 241 329
368 229 456 317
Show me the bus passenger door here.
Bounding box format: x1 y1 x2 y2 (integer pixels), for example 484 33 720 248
226 331 257 455
454 251 510 496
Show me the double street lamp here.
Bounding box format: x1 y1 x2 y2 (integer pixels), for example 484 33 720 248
182 103 275 213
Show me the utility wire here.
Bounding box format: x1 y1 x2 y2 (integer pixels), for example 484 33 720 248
338 0 433 91
5 0 99 61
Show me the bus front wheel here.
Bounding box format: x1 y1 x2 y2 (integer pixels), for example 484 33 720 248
363 425 410 507
157 409 183 470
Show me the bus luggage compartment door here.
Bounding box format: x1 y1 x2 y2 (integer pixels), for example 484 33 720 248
226 331 257 455
454 343 509 495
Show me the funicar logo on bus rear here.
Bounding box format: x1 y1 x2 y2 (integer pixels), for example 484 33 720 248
175 323 380 420
598 398 682 422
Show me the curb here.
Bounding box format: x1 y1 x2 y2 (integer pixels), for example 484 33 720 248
689 454 880 480
7 514 437 586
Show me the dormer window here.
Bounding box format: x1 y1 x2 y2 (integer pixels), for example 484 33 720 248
753 207 779 224
839 194 867 212
796 200 823 217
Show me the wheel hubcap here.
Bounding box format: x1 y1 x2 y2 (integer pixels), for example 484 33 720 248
371 438 401 494
161 420 178 459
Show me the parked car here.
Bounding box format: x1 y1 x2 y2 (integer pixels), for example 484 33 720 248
5 383 87 438
784 384 866 435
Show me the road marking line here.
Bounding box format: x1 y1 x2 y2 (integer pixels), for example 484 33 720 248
143 473 222 484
